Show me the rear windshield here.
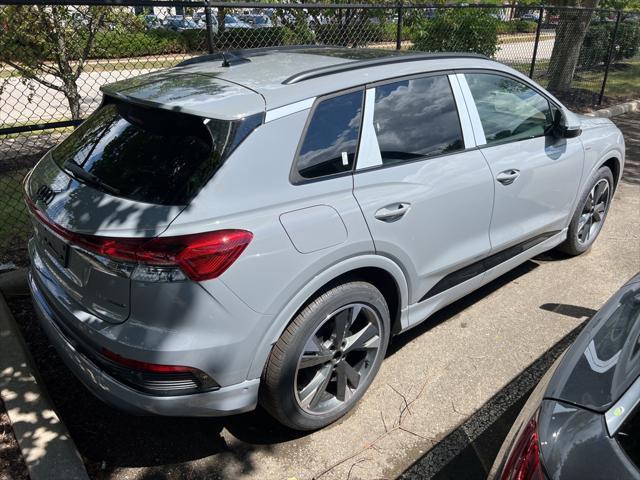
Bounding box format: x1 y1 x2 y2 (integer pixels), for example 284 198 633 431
52 99 262 205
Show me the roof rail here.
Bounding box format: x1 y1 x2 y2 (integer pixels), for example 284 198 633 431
176 45 337 68
282 52 489 85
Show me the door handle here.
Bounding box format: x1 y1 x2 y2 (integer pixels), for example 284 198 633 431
374 203 411 222
496 169 520 185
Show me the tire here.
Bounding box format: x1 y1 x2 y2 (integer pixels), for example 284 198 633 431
260 281 390 431
558 166 614 256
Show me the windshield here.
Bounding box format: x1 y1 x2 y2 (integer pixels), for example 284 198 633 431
225 15 238 23
51 99 262 205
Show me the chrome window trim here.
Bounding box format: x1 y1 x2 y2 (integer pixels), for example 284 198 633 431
265 97 316 123
455 73 486 146
448 74 476 150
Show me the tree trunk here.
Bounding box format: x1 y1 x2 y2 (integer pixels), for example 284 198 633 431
64 81 82 120
546 0 599 93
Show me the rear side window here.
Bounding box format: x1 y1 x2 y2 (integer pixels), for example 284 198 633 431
372 75 464 165
294 90 364 181
465 73 554 145
52 100 261 205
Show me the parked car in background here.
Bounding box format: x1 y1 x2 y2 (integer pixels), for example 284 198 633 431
143 14 162 30
193 11 219 34
25 47 625 431
163 15 200 32
520 12 540 21
490 273 640 480
224 14 251 29
238 14 273 28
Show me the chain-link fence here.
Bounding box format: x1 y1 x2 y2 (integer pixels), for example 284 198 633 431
1 1 639 265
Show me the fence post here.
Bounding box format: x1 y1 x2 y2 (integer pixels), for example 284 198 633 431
528 6 544 79
396 3 403 50
204 1 215 54
599 10 622 105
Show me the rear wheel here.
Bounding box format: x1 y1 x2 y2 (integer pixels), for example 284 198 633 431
260 281 390 430
558 166 613 256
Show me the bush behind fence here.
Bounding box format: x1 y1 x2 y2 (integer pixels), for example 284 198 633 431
0 1 639 264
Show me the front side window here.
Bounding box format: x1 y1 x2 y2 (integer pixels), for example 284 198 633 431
465 73 554 145
295 90 363 180
371 75 464 166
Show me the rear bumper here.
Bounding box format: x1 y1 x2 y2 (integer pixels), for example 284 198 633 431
29 270 260 416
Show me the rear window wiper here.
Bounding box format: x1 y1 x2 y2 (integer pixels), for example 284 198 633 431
63 160 121 196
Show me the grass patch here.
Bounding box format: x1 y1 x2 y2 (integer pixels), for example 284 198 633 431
577 61 640 99
0 169 30 246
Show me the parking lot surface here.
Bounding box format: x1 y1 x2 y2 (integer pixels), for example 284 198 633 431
7 112 640 480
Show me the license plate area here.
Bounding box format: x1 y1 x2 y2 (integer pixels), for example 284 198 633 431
35 221 70 267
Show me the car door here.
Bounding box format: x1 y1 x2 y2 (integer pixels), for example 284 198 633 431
352 73 495 320
458 72 583 252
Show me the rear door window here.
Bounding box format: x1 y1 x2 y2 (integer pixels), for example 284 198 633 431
293 89 364 181
52 99 261 205
370 75 465 166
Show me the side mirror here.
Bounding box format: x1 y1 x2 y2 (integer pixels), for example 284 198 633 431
552 110 582 138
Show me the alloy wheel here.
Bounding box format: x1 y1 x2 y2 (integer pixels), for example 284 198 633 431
294 303 383 415
577 179 610 245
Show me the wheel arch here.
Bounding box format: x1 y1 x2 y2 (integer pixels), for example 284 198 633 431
246 255 409 380
601 156 621 190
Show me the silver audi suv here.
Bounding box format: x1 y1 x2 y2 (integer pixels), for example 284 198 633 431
24 47 625 430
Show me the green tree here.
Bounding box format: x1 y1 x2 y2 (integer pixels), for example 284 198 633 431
0 5 114 120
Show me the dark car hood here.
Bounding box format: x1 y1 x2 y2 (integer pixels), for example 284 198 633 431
544 273 640 412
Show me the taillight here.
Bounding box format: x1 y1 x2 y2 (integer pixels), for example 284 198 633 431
25 193 252 281
136 230 253 282
500 416 545 480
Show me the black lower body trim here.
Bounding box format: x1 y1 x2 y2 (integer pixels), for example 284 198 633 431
419 230 561 302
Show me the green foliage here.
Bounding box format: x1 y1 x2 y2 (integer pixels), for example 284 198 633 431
214 27 287 50
515 20 538 32
282 24 316 45
495 19 538 34
91 30 188 58
579 21 640 68
410 9 499 57
314 23 387 47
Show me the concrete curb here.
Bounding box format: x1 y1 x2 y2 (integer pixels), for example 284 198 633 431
0 268 29 297
0 290 89 480
587 99 640 118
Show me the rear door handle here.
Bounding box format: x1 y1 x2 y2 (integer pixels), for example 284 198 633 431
496 169 520 185
374 203 411 222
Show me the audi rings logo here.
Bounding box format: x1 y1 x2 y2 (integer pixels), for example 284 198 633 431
35 184 56 205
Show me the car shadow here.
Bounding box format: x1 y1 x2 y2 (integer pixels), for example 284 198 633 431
387 260 540 357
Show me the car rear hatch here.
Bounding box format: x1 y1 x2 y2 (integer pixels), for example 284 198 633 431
26 74 265 324
544 275 640 412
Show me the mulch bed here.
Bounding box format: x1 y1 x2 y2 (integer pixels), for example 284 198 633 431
0 397 29 480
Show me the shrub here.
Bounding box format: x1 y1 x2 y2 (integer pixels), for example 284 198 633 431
515 20 537 33
579 22 640 68
213 27 286 50
90 29 188 58
282 24 316 45
314 23 386 47
410 9 499 57
496 21 517 35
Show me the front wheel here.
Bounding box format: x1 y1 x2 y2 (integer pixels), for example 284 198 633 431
260 282 390 430
558 166 614 256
